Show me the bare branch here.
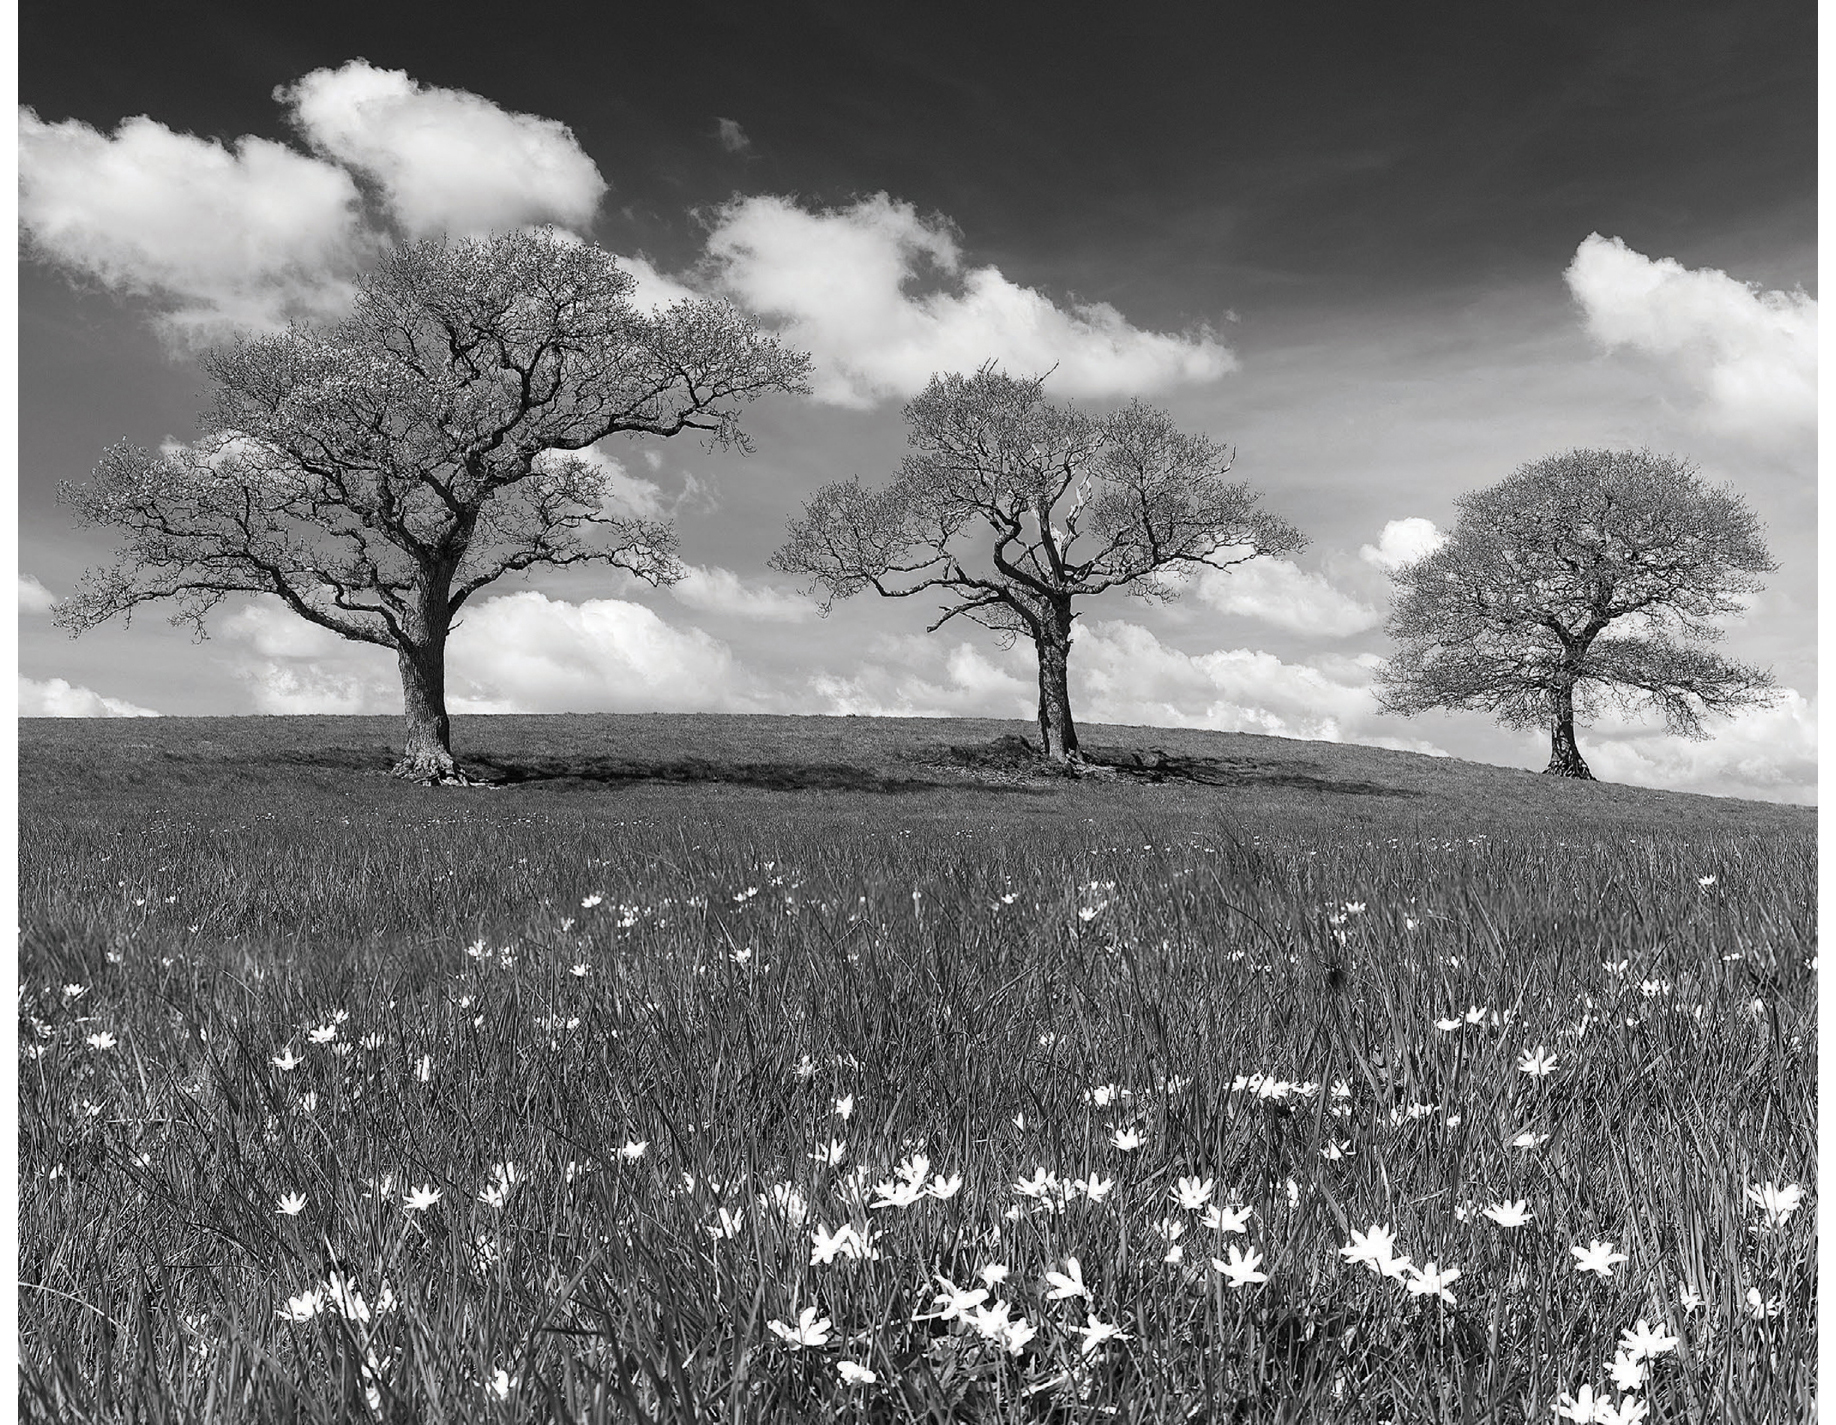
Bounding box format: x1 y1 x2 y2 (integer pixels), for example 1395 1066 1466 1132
60 229 808 664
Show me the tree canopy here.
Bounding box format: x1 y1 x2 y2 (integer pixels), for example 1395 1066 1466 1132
773 367 1306 761
57 229 812 780
1374 448 1777 779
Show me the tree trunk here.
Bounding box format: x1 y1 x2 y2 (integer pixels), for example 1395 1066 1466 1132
1542 680 1594 780
1034 601 1080 763
389 582 481 785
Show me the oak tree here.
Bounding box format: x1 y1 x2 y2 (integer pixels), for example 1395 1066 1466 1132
1374 448 1778 780
772 367 1306 763
56 230 811 782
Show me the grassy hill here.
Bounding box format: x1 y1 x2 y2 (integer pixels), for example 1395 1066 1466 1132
17 712 1816 1421
19 710 1812 842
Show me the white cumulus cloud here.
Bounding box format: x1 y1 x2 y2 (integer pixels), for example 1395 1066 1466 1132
450 592 759 712
19 677 160 717
535 443 669 520
1072 620 1382 740
801 619 1441 751
669 566 816 622
220 594 759 715
1564 233 1816 442
1359 518 1446 571
1195 556 1381 637
18 575 57 613
809 637 1032 718
1575 686 1816 805
18 107 372 343
701 192 1236 407
217 607 397 712
616 253 701 314
278 60 606 237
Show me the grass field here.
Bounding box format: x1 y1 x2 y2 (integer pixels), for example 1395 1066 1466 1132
16 713 1817 1422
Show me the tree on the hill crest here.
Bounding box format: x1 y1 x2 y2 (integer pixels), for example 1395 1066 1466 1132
56 230 811 782
772 367 1306 763
1374 448 1778 780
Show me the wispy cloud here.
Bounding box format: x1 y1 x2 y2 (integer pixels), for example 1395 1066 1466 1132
669 566 816 622
715 117 751 154
1195 556 1380 637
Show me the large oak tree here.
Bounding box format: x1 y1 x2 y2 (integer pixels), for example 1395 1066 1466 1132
772 367 1306 763
56 230 811 782
1374 448 1778 779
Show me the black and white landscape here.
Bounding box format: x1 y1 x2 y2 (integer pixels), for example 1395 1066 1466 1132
16 3 1816 1421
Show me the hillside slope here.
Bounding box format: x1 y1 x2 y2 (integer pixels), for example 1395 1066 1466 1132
19 712 1813 841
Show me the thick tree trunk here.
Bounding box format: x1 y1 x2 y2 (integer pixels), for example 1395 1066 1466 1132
1034 601 1080 764
389 581 481 785
391 642 464 783
1542 680 1594 780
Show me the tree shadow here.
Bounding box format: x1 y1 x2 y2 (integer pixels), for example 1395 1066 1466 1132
915 735 1423 798
462 754 1041 796
1085 747 1425 799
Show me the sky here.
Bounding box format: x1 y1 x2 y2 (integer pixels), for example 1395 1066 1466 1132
15 0 1819 802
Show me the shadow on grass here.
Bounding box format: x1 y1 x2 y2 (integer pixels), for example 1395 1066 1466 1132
462 754 1043 796
922 735 1426 800
1087 748 1427 799
134 738 1417 801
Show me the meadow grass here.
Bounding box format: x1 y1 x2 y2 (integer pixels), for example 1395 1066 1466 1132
17 714 1816 1422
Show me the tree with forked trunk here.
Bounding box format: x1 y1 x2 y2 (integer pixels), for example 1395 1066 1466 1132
54 230 811 782
770 367 1307 763
1373 448 1779 780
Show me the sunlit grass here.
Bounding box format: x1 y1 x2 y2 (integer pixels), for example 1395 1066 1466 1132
18 715 1815 1422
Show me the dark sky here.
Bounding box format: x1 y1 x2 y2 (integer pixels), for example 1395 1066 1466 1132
22 0 1815 292
15 0 1819 800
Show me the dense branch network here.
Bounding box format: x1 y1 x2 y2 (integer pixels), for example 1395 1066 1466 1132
60 232 810 646
773 367 1305 760
56 229 812 780
776 368 1303 637
1374 448 1777 776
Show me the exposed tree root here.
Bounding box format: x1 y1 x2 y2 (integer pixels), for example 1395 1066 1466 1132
388 753 496 787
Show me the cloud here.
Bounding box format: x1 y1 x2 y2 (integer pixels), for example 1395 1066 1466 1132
701 193 1236 407
803 618 1448 752
19 677 160 717
1359 517 1446 570
716 118 751 154
18 106 372 342
616 253 700 313
669 566 817 621
809 637 1032 718
18 575 57 613
1564 234 1816 442
1071 620 1384 740
278 60 605 237
450 592 759 711
214 607 393 712
1568 686 1816 805
535 443 669 520
219 593 761 715
1195 556 1380 637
